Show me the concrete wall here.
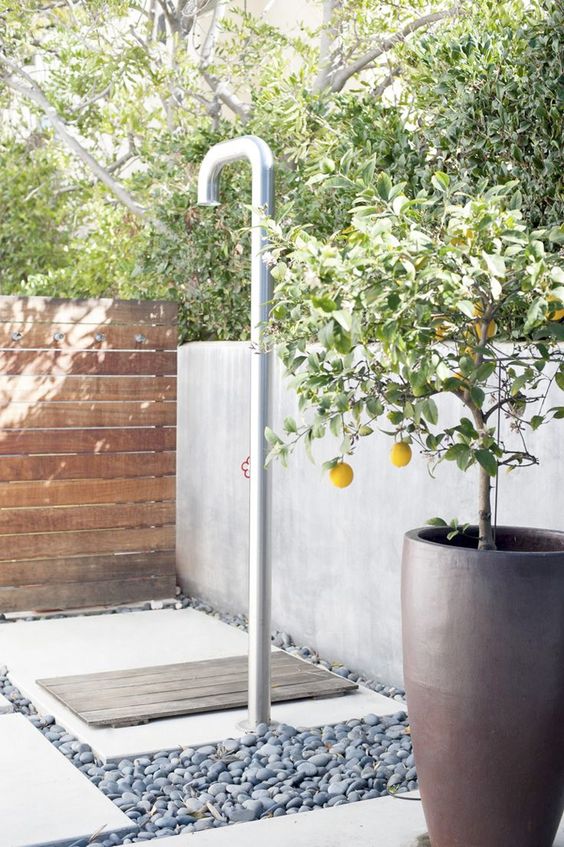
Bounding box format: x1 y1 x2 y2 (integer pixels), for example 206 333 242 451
176 342 564 686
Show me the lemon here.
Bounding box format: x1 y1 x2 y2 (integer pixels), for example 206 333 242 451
473 305 496 339
434 322 449 340
547 295 564 321
329 462 354 488
390 442 412 467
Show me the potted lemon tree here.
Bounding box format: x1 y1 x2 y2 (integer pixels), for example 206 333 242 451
266 176 564 847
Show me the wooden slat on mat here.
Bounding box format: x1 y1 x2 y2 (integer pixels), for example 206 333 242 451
0 427 175 455
0 323 176 351
0 525 175 560
37 652 358 727
42 651 297 687
42 657 324 701
0 550 175 587
0 376 176 404
0 401 176 429
0 297 178 325
0 476 175 507
0 451 175 482
54 666 336 711
0 501 175 533
0 350 176 376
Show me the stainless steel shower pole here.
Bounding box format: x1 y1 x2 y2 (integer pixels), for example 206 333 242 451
198 136 275 727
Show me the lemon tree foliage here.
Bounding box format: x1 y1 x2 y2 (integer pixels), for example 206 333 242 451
1 1 562 343
266 177 564 549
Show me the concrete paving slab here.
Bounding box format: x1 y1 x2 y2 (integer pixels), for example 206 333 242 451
0 713 135 847
150 794 428 846
0 608 401 761
0 690 14 713
133 791 564 847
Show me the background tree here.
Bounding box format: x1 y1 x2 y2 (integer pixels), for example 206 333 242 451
0 0 561 342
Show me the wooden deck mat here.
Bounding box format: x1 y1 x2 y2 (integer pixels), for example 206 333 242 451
37 652 359 727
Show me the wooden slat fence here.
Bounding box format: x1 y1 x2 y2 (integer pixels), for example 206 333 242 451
0 296 178 612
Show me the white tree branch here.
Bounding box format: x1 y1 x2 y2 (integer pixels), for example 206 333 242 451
199 0 226 68
329 6 458 93
196 0 252 121
0 52 151 223
313 0 343 94
200 70 251 120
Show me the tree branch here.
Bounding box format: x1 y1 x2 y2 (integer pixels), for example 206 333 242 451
200 70 251 120
328 6 458 93
0 52 151 224
312 0 342 94
197 0 252 121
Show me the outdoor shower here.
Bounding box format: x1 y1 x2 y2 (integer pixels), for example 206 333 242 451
198 135 275 728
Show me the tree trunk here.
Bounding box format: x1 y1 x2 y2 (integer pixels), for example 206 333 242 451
478 464 495 550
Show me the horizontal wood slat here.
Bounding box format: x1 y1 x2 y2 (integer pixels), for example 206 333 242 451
0 476 175 508
37 653 358 727
0 525 175 561
0 501 175 534
0 550 175 588
0 451 175 482
0 297 177 325
0 376 176 404
0 296 177 612
0 350 176 376
0 402 176 429
0 427 175 455
0 572 176 613
0 323 177 351
44 651 298 688
58 666 333 711
43 660 325 704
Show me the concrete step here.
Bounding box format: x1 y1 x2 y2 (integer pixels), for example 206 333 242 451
140 791 564 847
155 793 428 846
0 691 14 713
0 713 136 847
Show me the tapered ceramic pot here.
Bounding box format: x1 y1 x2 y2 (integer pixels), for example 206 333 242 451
402 526 564 847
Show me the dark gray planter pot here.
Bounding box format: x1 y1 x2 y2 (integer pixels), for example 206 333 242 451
402 525 564 847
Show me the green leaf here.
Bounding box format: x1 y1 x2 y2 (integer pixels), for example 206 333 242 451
469 386 485 407
375 172 393 201
332 310 353 332
457 300 476 319
311 295 337 312
548 225 564 245
329 415 343 437
475 361 497 381
556 371 564 391
482 252 506 278
366 397 383 417
283 416 297 434
265 426 282 445
475 448 498 477
431 171 450 192
421 397 439 425
445 443 473 470
426 517 448 526
510 374 528 396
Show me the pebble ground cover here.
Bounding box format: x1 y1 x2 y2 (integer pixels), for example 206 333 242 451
0 595 415 845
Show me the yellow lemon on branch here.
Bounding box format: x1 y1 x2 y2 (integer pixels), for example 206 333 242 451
473 304 496 340
547 295 564 322
329 462 354 488
390 442 412 467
